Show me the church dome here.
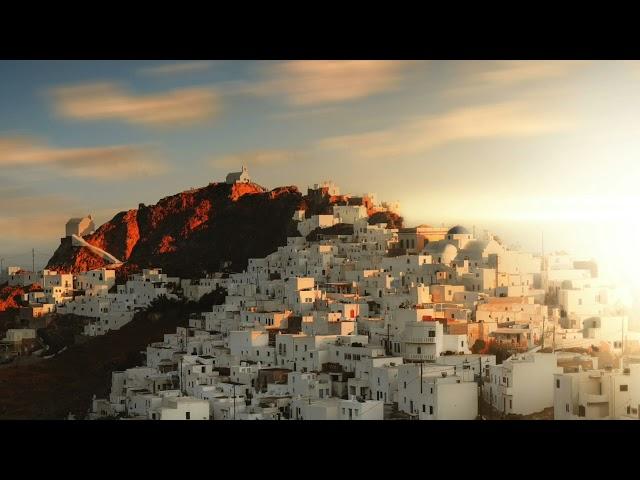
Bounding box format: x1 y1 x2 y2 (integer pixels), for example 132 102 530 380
447 225 469 235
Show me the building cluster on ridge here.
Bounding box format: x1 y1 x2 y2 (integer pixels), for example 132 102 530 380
2 173 639 420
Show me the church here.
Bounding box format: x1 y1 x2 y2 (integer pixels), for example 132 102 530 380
225 165 251 184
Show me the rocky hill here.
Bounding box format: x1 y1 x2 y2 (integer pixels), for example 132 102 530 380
47 181 403 278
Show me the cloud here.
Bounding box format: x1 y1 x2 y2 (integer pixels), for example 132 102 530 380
317 102 572 160
477 61 588 85
50 82 220 127
246 60 416 106
269 106 344 120
448 61 590 96
0 190 71 215
211 149 302 169
0 192 75 248
138 61 218 76
0 214 67 242
0 135 169 180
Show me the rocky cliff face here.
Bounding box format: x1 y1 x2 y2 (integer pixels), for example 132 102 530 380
46 181 403 278
0 285 25 313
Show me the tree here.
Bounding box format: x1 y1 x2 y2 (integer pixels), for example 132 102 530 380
471 339 486 354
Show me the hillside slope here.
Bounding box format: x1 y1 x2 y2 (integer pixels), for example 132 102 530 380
47 181 403 278
0 294 225 419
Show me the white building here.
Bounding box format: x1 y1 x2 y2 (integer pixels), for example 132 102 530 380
397 363 478 420
150 396 210 420
225 165 250 184
485 353 562 416
554 365 638 420
65 215 95 237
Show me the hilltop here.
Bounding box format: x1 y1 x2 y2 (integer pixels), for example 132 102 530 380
46 181 402 278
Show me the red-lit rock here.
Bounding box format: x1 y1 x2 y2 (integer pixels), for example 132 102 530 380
46 180 401 278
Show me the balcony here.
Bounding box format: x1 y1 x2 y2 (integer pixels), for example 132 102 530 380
404 353 435 362
580 392 609 404
403 337 437 344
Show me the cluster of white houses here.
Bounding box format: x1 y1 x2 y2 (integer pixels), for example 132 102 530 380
1 266 180 336
86 184 640 420
3 178 639 420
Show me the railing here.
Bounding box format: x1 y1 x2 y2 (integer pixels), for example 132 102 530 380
403 337 436 344
580 392 609 404
404 353 435 361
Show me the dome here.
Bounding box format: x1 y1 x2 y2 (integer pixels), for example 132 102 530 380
447 225 469 235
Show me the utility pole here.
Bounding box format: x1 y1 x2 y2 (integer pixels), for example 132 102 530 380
478 356 483 418
386 323 391 355
233 384 236 420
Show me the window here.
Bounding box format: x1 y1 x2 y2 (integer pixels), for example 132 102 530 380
404 382 407 389
417 347 421 354
429 406 433 415
566 404 569 412
620 385 628 392
428 331 436 338
556 379 560 389
186 412 190 420
422 405 426 413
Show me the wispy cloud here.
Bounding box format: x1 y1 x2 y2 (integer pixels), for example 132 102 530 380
0 191 75 247
448 61 590 96
138 61 218 77
318 102 573 160
0 135 169 180
0 213 68 243
211 149 302 169
269 106 344 120
49 82 220 127
245 60 417 106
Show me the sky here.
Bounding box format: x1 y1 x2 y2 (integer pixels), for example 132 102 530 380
1 60 640 298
